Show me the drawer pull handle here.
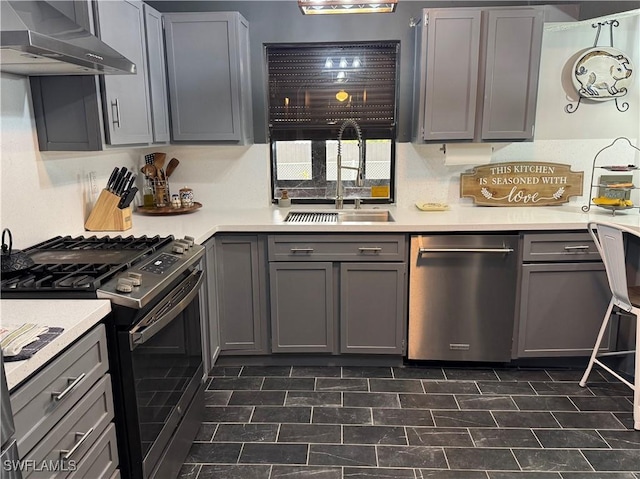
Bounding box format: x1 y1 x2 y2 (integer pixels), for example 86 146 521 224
60 427 94 461
290 248 314 253
564 245 590 251
52 373 86 402
358 247 382 253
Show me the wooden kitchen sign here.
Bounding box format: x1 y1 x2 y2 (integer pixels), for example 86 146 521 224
460 162 583 206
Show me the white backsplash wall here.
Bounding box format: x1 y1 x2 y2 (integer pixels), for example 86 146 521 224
0 72 152 247
147 144 271 210
1 10 639 247
395 140 640 209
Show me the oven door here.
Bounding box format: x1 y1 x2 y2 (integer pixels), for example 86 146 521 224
118 268 204 479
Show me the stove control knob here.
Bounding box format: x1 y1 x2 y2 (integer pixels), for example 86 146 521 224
183 236 195 247
172 244 185 254
176 239 190 250
127 272 142 287
116 278 134 293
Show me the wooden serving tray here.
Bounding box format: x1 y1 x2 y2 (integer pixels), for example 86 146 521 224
136 202 202 216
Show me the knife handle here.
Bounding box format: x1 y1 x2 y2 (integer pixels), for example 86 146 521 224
107 167 119 192
118 187 138 209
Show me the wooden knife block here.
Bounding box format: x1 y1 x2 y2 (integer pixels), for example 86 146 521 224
85 189 132 231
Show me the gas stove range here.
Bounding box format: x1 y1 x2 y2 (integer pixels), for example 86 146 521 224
1 234 204 309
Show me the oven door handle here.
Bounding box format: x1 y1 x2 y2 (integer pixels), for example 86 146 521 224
129 269 204 351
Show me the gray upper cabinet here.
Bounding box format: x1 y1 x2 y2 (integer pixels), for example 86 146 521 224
414 7 543 142
143 4 170 143
30 0 159 151
96 0 152 145
481 9 544 140
418 9 481 141
163 12 253 143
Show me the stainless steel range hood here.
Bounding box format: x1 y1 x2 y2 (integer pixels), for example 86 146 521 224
0 0 136 75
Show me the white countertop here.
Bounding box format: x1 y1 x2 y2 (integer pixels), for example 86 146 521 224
112 203 640 245
2 300 111 392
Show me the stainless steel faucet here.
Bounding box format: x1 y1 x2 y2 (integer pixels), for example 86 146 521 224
336 119 364 209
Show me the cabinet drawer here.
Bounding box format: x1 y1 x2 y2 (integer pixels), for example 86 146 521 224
22 375 114 478
67 423 118 479
268 235 406 262
11 325 109 457
522 233 601 262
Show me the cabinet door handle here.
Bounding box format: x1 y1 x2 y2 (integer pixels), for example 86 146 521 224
111 99 121 128
60 427 94 461
290 248 314 253
358 247 382 253
564 245 590 251
52 373 86 402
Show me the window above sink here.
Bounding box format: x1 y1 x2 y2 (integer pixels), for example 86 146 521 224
266 41 399 206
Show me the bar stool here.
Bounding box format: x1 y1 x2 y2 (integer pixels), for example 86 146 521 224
579 221 640 430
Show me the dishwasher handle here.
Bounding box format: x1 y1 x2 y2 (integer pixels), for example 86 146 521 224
418 247 514 255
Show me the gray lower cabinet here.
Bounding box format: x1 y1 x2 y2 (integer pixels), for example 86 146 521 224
413 7 543 142
270 262 335 353
340 263 406 354
517 233 611 357
31 0 160 151
10 324 119 477
267 235 407 355
163 12 253 143
215 235 269 355
200 238 221 374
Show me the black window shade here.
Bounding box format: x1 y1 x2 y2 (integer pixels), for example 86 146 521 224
267 42 399 130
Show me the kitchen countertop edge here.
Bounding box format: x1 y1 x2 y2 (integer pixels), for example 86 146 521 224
2 299 112 392
117 203 640 245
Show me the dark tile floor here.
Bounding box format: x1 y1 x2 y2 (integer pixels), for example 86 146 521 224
179 365 640 479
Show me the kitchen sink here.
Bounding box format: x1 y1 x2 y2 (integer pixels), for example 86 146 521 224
284 210 394 223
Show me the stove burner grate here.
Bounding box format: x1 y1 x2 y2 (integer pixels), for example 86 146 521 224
1 234 173 294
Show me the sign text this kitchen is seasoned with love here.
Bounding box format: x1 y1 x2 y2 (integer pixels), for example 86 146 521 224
460 162 584 206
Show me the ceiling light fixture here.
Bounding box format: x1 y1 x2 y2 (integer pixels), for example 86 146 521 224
298 0 397 15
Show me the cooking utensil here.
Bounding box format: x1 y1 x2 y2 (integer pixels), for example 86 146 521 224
141 164 157 179
166 158 180 178
1 229 35 275
153 152 166 171
144 153 155 165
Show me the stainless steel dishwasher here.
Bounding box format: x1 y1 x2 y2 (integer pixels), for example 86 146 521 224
408 234 520 362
